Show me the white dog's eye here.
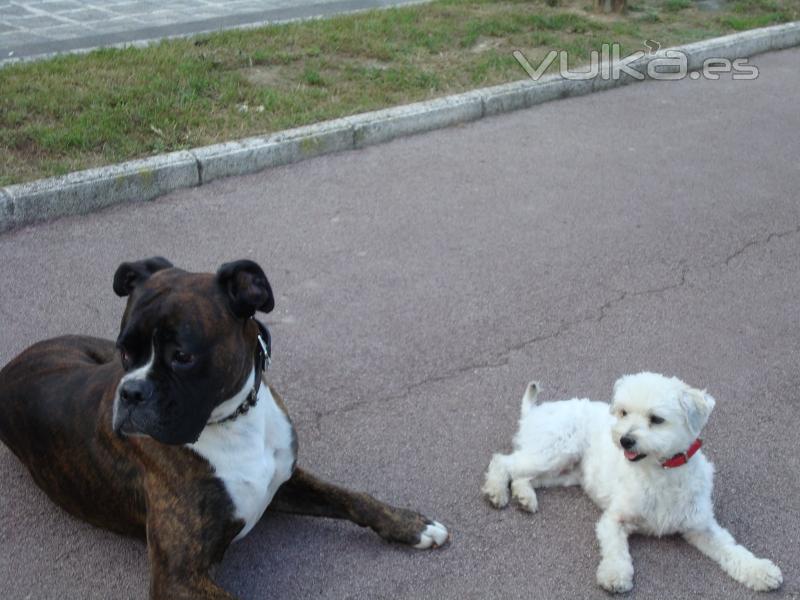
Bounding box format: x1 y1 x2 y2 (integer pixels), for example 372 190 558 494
620 410 627 417
650 415 665 425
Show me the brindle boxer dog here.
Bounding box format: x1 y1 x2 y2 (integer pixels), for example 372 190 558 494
0 258 448 600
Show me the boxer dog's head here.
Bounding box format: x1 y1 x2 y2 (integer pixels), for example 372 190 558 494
110 257 274 444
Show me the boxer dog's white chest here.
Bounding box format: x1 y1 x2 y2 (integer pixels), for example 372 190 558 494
188 376 296 541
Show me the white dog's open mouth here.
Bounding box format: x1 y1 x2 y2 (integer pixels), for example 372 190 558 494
624 450 647 462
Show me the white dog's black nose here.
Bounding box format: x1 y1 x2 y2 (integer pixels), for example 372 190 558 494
620 436 636 450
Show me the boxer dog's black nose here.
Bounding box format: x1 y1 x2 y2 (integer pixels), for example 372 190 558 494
119 379 154 405
620 436 636 449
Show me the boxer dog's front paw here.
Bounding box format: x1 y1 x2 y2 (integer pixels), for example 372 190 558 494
413 520 449 549
375 507 450 549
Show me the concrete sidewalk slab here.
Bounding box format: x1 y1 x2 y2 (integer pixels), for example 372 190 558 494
0 0 430 64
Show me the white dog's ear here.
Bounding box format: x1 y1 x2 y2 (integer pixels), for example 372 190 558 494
679 388 716 436
610 376 627 413
612 376 627 401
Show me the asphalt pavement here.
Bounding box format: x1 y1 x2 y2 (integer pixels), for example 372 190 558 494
0 47 798 600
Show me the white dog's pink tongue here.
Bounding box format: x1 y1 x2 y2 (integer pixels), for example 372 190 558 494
624 450 638 460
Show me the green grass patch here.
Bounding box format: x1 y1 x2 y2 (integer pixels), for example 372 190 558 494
664 0 693 11
1 0 798 186
718 12 793 30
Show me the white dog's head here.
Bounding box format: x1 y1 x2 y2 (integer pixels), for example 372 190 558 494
610 372 715 466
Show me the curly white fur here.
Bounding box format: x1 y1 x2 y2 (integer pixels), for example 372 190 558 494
482 373 782 593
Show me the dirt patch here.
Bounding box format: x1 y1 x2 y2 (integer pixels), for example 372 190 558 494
471 36 506 53
355 58 391 71
239 65 287 87
240 56 391 89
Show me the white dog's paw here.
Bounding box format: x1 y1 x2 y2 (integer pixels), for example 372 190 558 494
511 478 538 513
482 481 509 508
482 455 510 508
597 559 634 593
413 521 449 549
738 558 783 591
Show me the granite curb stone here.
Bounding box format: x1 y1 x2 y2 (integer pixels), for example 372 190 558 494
193 118 356 184
1 151 199 231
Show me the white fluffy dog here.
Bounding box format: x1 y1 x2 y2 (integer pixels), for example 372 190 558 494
482 372 782 593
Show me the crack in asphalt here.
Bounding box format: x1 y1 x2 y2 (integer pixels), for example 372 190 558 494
719 225 800 267
308 272 683 429
309 226 799 428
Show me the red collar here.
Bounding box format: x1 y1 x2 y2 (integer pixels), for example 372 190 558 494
662 439 702 469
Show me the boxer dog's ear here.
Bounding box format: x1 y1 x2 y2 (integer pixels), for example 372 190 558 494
113 257 173 297
216 260 274 318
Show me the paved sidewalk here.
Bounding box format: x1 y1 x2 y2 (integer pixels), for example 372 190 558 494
0 0 425 63
1 48 799 600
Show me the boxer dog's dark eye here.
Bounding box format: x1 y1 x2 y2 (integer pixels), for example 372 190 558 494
172 351 194 367
120 350 131 369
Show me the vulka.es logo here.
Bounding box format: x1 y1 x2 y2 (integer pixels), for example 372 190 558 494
513 42 759 82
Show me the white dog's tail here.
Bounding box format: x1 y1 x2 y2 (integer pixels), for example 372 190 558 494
520 380 540 419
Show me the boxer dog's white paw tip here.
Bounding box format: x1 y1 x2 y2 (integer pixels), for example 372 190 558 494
414 521 449 549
